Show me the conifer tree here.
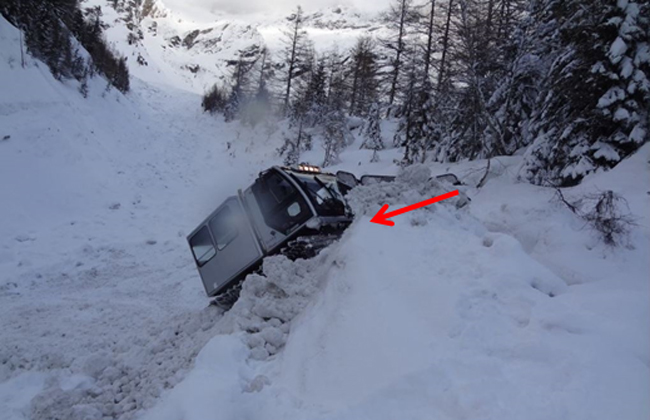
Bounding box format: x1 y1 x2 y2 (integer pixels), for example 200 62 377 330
523 0 649 186
361 103 385 156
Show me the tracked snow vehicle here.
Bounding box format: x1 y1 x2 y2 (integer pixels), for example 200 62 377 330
187 164 460 307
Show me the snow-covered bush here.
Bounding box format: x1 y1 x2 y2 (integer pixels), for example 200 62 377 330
201 84 227 114
556 189 636 246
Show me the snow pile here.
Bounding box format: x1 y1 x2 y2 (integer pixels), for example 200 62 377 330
347 164 470 221
228 252 336 360
221 166 472 363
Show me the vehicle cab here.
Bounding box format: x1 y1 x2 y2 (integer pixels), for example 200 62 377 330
187 164 352 298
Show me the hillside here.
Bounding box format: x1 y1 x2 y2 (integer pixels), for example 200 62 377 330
1 3 649 420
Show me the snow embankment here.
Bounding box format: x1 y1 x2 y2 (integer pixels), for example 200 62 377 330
141 160 650 420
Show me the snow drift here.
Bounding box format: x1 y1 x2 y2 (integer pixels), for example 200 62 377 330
140 157 650 420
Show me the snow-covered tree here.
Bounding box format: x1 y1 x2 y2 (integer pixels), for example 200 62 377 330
325 48 348 112
301 58 328 126
349 37 380 117
241 48 273 127
361 103 385 156
322 107 350 167
486 2 546 156
394 59 436 165
1 0 130 93
278 109 313 165
224 88 241 122
523 0 650 186
202 84 227 114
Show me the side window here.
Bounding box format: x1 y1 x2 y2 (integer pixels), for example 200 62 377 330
190 226 216 266
253 172 295 212
252 171 311 234
209 205 238 251
267 173 294 203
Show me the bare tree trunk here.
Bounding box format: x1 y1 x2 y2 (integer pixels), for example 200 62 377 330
477 158 491 188
437 0 454 91
497 0 508 39
257 48 267 91
423 0 436 80
486 0 495 35
18 0 25 68
284 20 299 114
283 9 304 115
350 61 359 114
387 0 409 115
19 26 25 68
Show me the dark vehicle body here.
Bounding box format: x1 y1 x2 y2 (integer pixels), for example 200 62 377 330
188 165 351 299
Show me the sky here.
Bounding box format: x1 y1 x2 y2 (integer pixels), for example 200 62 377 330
162 0 391 17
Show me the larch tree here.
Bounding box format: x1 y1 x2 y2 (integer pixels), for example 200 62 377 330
380 0 418 116
349 37 379 117
280 6 311 115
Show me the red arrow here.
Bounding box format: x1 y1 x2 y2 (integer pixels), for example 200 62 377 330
370 190 460 226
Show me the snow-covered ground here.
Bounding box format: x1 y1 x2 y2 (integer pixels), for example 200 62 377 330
1 12 649 420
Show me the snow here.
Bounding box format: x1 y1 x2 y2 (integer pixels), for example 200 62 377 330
629 123 646 143
1 10 650 420
592 142 621 161
597 86 626 108
613 106 631 121
0 373 47 420
609 37 628 64
134 150 649 420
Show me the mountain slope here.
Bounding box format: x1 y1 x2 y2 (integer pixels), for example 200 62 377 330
81 0 382 93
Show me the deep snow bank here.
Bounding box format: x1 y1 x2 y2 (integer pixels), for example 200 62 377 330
140 160 649 420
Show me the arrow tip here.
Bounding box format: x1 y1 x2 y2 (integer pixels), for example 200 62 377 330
370 204 395 227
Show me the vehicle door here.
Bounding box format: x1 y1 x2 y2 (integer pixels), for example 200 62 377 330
243 169 314 252
188 196 263 297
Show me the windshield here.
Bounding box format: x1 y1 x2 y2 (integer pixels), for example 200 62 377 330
291 173 346 217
